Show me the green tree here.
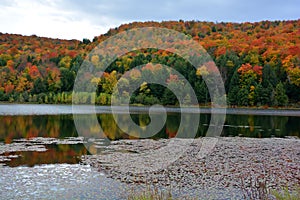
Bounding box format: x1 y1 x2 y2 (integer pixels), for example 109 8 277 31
274 82 288 106
60 67 75 91
32 78 47 94
237 88 249 106
195 80 209 104
262 64 277 87
227 70 240 106
162 88 178 105
82 38 91 44
228 86 240 106
0 90 8 101
254 83 270 106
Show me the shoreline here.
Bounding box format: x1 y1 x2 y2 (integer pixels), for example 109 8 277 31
0 103 300 116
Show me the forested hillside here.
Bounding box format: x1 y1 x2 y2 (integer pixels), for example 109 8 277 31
0 20 299 106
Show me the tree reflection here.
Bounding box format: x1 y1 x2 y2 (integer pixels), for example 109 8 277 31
3 144 88 167
0 113 298 167
0 113 298 143
0 115 77 143
223 115 298 138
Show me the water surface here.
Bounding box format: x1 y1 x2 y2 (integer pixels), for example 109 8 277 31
0 104 299 167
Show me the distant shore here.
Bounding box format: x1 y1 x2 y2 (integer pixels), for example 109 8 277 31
0 103 300 116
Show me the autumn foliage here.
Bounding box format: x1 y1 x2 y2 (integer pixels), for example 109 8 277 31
0 19 299 106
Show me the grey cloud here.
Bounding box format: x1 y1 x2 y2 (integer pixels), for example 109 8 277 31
55 0 299 23
0 0 298 39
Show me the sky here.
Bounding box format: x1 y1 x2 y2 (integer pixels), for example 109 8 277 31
0 0 299 40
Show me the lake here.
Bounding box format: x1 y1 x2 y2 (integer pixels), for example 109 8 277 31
0 104 299 167
0 104 299 199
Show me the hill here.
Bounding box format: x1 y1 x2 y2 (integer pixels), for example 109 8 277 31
0 20 299 106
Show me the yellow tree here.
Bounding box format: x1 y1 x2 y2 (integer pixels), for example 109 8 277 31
288 67 300 87
102 70 118 94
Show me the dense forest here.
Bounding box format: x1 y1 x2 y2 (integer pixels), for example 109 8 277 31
0 20 299 107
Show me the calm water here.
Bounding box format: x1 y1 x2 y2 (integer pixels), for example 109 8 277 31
0 105 299 167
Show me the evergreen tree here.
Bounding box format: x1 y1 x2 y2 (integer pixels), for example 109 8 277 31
228 86 239 106
262 64 277 87
237 88 249 106
228 70 240 106
274 82 288 106
254 83 270 106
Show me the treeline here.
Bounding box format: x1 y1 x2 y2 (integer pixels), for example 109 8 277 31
0 20 299 106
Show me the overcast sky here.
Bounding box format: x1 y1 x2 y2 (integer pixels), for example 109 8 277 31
0 0 299 40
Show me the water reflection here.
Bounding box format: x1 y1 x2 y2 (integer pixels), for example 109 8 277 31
0 113 299 167
223 115 299 138
0 115 77 143
0 113 299 143
2 144 88 167
77 113 289 139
